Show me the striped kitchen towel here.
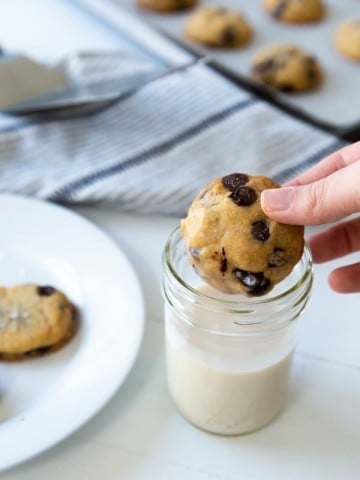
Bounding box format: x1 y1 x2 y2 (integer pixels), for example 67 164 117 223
0 53 344 216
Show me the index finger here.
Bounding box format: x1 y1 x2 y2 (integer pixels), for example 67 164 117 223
284 141 360 187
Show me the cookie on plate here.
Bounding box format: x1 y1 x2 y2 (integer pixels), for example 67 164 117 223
250 44 323 93
184 5 252 48
334 19 360 61
0 284 77 360
137 0 196 12
263 0 325 23
181 173 304 296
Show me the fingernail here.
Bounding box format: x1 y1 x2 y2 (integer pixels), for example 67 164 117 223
261 187 295 212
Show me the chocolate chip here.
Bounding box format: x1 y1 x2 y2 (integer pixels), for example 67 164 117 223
221 27 237 45
253 59 277 74
307 68 317 80
25 346 51 357
174 0 189 8
230 186 257 206
222 173 249 192
233 269 270 296
268 248 286 267
37 286 56 296
252 220 270 242
272 0 289 18
250 277 271 296
233 269 261 288
35 346 51 354
220 247 228 274
278 84 295 93
220 257 228 274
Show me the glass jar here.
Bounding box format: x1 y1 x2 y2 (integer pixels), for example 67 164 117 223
161 227 313 436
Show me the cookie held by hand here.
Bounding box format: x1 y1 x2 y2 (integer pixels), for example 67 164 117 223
181 173 304 296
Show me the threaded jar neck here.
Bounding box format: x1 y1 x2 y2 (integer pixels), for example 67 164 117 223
162 227 313 335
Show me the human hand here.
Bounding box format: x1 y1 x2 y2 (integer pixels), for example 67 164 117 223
260 141 360 293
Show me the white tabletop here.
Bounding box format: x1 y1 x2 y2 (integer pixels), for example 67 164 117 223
2 206 360 479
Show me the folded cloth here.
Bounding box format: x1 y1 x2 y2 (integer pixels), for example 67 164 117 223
0 53 345 216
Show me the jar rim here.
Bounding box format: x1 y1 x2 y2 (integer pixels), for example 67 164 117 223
163 226 313 310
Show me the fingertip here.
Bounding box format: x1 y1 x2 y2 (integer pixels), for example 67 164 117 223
328 271 348 293
260 190 271 214
260 188 295 224
328 265 360 294
261 187 294 212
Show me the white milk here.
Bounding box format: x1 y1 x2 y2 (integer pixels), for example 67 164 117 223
165 302 294 435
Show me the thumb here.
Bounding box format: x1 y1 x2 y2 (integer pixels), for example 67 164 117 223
261 163 360 225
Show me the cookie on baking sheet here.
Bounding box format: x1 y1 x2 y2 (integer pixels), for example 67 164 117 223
263 0 325 23
137 0 196 12
334 19 360 62
0 284 77 360
181 173 304 296
184 5 252 48
250 44 323 93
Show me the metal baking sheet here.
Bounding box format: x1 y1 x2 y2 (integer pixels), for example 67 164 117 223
0 0 196 128
115 0 360 133
0 0 195 89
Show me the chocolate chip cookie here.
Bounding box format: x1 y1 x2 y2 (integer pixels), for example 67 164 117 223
137 0 196 12
334 19 360 62
0 284 77 360
181 173 304 296
263 0 325 23
184 6 252 48
251 44 323 93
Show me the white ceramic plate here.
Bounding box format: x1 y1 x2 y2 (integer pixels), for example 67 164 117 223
0 194 144 472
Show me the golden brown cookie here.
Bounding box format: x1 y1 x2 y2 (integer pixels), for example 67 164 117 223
181 173 304 296
0 284 77 360
184 5 252 48
263 0 325 23
137 0 196 12
250 44 323 93
334 19 360 62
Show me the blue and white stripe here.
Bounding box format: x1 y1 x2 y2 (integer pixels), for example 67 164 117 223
0 60 345 216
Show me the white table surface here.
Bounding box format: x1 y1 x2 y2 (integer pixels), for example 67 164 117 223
2 206 360 479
